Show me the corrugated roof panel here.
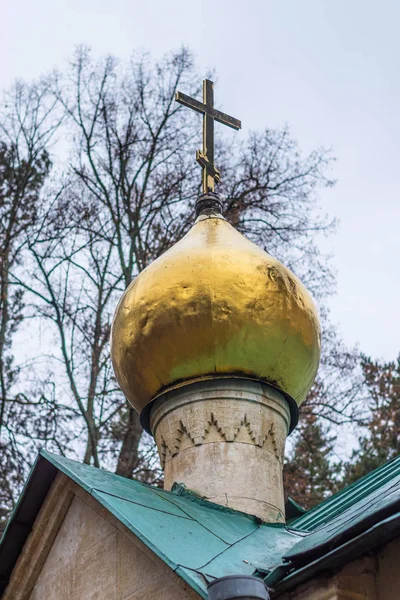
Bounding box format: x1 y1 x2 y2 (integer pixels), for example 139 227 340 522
291 454 400 532
286 485 400 560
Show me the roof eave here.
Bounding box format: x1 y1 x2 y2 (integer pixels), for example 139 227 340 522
268 510 400 595
0 454 58 596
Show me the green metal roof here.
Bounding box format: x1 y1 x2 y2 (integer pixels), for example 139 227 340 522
286 457 400 558
28 451 309 597
1 450 400 598
290 453 400 532
271 454 400 592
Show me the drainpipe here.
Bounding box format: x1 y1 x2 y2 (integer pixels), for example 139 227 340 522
208 575 270 600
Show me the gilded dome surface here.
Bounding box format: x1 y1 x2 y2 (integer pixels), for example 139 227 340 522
111 213 321 416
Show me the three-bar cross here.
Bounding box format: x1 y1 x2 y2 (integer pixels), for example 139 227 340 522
175 79 241 194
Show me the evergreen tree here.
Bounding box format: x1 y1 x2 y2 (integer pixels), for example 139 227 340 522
283 411 340 510
343 355 400 485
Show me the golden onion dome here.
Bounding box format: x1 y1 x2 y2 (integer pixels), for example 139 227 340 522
111 208 321 428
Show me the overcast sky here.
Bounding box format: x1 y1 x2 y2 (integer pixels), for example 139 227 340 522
2 0 399 361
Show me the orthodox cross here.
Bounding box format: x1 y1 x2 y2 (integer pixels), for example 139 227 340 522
175 79 241 194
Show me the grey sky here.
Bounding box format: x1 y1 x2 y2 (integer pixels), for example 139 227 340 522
3 0 399 360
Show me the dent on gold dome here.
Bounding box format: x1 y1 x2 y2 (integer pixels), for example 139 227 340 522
111 210 321 420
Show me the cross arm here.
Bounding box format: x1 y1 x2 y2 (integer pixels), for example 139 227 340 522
175 92 206 116
175 92 241 130
212 108 241 131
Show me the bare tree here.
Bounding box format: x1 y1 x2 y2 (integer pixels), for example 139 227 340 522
0 79 62 523
36 46 344 477
2 47 361 517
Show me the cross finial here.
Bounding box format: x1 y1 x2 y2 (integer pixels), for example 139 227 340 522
175 79 241 195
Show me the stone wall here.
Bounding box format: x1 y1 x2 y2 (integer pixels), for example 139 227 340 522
277 544 400 600
4 473 199 600
28 495 198 600
377 536 400 600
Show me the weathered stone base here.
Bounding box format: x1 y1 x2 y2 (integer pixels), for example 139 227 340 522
150 378 291 523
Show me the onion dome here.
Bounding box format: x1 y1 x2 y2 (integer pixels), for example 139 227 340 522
111 199 321 432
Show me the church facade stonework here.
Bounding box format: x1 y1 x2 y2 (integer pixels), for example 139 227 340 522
2 466 400 600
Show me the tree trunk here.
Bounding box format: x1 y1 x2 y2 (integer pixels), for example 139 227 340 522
0 252 10 438
115 408 143 478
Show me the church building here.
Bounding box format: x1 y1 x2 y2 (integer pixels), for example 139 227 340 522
0 80 399 600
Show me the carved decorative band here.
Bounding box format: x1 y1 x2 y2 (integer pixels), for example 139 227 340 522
155 412 282 468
